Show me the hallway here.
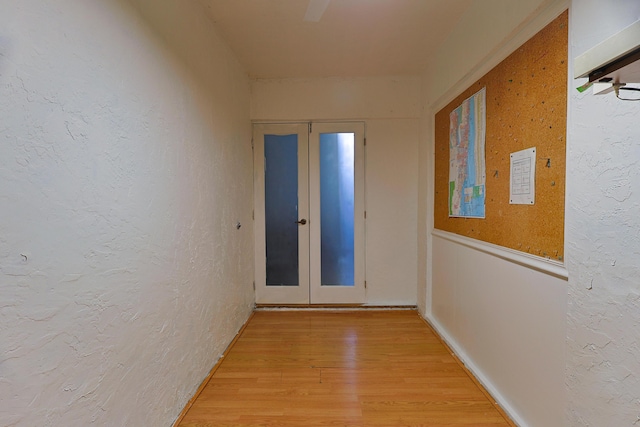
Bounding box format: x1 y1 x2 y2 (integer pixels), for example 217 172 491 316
177 310 514 426
4 1 640 425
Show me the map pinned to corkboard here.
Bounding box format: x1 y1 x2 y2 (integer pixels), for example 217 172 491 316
448 87 486 219
434 10 568 261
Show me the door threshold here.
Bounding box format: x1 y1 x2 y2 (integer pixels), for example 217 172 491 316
255 304 417 311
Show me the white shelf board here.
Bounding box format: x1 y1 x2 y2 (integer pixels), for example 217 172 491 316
574 19 640 83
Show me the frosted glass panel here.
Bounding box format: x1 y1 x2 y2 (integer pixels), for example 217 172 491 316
319 133 355 286
264 134 299 286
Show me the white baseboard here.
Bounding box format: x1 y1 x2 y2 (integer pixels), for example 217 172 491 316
422 313 528 427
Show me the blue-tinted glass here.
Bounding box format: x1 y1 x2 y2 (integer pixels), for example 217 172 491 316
320 133 355 286
264 134 299 286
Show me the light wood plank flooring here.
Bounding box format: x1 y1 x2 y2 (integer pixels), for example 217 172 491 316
177 310 514 427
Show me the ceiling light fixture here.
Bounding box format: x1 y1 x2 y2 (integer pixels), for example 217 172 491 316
303 0 330 22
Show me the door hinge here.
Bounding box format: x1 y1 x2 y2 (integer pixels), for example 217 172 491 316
309 122 312 133
364 137 367 146
364 210 367 219
251 137 254 150
253 281 256 291
364 280 367 289
252 210 254 220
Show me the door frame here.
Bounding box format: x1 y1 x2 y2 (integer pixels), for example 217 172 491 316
253 121 366 305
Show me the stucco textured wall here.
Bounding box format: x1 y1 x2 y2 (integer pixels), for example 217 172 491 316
0 1 254 425
567 1 640 425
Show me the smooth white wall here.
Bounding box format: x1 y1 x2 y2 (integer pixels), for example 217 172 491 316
251 76 421 121
421 1 569 426
431 235 567 426
420 0 566 315
251 77 419 305
0 1 253 426
427 0 562 106
567 1 640 424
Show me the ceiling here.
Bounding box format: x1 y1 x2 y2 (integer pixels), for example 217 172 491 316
198 0 473 79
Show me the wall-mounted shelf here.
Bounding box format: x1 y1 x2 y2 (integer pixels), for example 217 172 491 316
575 20 640 84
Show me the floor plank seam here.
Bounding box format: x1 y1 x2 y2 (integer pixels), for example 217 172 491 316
176 308 518 427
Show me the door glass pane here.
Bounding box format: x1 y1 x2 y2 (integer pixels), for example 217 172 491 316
264 134 299 286
319 133 355 286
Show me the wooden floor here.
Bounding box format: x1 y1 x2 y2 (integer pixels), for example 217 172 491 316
177 310 514 427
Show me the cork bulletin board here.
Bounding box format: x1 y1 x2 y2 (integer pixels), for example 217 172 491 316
434 11 568 261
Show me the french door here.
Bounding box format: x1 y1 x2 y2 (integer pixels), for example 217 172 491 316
253 122 365 304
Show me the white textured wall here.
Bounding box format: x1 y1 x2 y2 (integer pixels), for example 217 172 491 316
567 1 640 425
0 1 254 426
251 77 420 305
422 0 569 425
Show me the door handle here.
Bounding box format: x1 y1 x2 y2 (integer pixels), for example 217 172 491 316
295 219 307 225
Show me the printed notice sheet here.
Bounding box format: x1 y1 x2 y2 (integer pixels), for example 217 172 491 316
448 88 486 218
510 147 536 204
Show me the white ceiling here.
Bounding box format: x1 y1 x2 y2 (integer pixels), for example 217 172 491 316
198 0 473 79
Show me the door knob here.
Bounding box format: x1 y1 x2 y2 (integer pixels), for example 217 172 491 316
295 219 307 225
